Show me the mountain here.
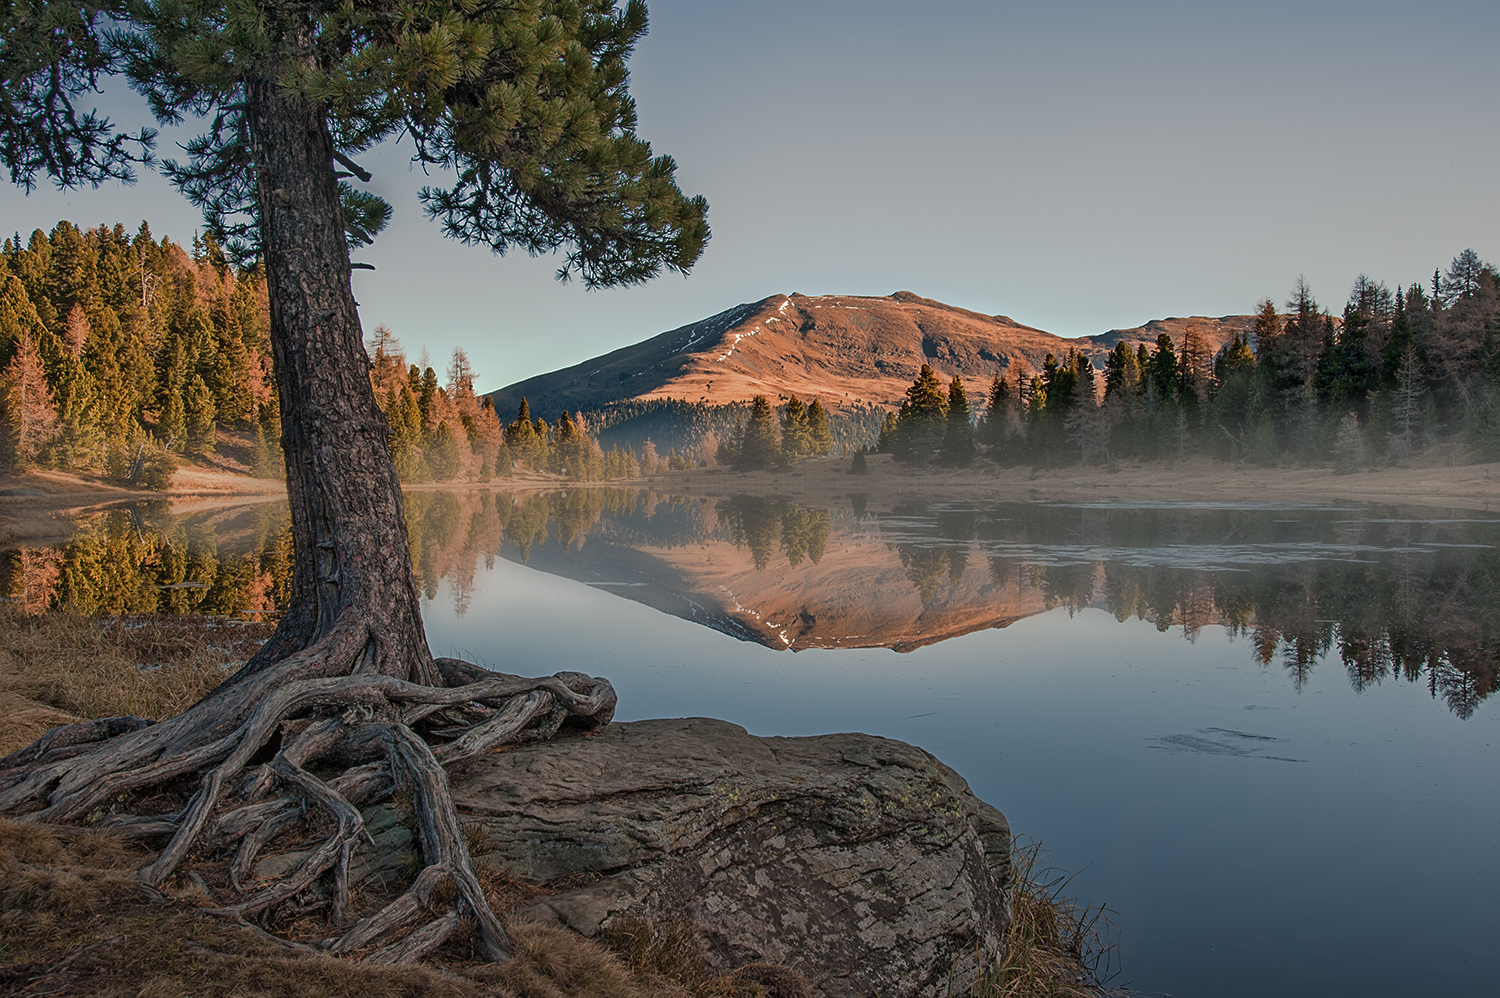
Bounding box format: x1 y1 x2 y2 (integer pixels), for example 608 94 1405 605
486 290 1255 419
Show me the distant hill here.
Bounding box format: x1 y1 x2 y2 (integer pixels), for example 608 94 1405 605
485 290 1254 420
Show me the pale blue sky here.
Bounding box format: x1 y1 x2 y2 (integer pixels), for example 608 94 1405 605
3 0 1496 393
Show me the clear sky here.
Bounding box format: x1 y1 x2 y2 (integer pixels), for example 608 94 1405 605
2 0 1496 393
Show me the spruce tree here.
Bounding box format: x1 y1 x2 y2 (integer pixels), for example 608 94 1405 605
943 375 976 467
0 274 45 364
894 363 947 461
427 422 461 480
737 395 780 470
806 398 833 455
983 374 1009 448
780 395 810 459
184 373 217 453
156 332 189 450
876 410 899 453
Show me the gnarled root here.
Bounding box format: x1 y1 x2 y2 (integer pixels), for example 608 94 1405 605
0 626 617 966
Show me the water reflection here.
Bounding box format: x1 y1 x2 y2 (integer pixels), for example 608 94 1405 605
7 490 1496 719
1 502 290 618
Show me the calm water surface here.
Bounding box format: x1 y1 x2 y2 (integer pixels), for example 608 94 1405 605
9 490 1497 998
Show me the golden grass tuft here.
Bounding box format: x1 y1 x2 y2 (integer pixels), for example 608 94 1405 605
967 838 1125 998
0 607 273 754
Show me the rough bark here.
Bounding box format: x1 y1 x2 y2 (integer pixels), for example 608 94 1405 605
0 77 619 964
230 76 436 691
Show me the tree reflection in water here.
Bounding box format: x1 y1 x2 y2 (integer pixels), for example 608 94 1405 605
6 493 1495 719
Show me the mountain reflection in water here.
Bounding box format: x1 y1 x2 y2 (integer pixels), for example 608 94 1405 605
5 489 1497 719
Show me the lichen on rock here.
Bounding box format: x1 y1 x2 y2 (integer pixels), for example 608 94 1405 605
451 717 1012 998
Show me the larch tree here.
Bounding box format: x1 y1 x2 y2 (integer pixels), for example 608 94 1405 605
0 331 59 467
0 0 707 963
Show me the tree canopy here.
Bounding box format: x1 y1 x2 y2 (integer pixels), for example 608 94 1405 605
0 0 707 968
0 0 708 282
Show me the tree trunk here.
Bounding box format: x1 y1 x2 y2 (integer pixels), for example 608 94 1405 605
232 77 437 690
0 67 617 972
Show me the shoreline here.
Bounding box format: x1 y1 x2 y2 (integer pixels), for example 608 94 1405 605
4 454 1497 548
633 452 1500 512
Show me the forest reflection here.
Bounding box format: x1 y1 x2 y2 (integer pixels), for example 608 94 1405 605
5 490 1495 719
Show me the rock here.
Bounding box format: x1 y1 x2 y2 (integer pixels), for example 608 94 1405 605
451 717 1012 998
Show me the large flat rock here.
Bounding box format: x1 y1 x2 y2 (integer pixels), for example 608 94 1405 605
451 717 1011 998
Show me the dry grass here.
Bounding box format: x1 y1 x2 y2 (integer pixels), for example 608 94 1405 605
965 839 1125 998
0 819 814 998
0 607 274 754
2 610 1116 998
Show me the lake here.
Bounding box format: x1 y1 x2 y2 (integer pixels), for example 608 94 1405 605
6 489 1497 997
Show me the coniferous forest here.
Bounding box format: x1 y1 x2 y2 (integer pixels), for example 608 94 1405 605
878 252 1500 470
3 223 1496 479
0 221 657 483
0 222 278 480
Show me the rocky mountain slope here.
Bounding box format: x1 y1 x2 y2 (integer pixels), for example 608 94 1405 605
487 290 1254 418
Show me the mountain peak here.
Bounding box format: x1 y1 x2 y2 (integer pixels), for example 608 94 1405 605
486 292 1253 420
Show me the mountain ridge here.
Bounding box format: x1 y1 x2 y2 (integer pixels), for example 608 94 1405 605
486 291 1255 420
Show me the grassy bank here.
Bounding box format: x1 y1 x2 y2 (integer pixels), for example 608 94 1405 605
0 611 1119 997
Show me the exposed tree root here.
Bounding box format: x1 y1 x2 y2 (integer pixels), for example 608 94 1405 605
0 620 617 965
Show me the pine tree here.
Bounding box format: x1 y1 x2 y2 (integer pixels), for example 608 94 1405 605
1391 345 1426 456
418 366 439 431
806 398 833 455
737 395 780 470
184 374 217 453
893 363 947 461
1463 320 1500 459
446 347 475 397
876 410 899 453
62 303 89 357
1334 411 1365 472
504 399 541 470
427 422 461 480
553 410 588 476
0 274 45 364
156 331 189 450
780 395 810 459
983 373 1009 448
943 375 976 467
36 322 100 465
388 384 424 478
1103 342 1139 402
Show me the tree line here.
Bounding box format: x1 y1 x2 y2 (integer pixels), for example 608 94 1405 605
874 250 1500 469
0 219 677 484
713 394 837 470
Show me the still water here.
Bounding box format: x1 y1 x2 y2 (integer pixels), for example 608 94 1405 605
7 491 1498 998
